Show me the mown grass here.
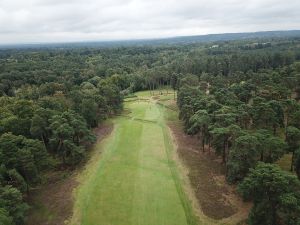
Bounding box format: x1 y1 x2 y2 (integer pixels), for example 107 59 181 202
71 93 198 225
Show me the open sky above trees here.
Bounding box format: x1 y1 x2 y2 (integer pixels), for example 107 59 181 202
0 0 300 44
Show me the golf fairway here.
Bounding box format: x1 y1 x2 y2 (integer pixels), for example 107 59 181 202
71 93 198 225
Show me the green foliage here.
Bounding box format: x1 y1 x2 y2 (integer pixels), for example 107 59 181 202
79 98 98 127
6 169 27 193
295 149 300 179
188 110 211 151
227 134 259 183
255 129 287 163
30 107 54 147
238 163 300 225
286 126 300 153
0 185 29 225
286 126 300 172
0 208 13 225
0 133 47 186
251 100 277 130
49 110 95 165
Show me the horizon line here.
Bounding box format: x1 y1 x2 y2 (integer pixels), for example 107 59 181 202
1 29 300 47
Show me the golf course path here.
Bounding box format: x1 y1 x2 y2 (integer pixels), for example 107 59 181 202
71 93 198 225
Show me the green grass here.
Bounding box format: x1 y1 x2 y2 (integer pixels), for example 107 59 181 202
71 93 198 225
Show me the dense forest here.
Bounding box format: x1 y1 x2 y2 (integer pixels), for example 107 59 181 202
1 36 300 224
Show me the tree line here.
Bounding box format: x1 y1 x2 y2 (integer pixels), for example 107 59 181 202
177 63 300 224
0 73 122 224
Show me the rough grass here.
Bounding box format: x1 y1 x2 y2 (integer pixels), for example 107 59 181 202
70 94 199 225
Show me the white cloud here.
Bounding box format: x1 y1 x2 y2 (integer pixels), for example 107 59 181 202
0 0 299 43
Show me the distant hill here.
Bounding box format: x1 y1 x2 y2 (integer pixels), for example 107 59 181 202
158 30 300 44
1 30 300 49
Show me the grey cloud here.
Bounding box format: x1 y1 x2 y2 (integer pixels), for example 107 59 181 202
0 0 299 43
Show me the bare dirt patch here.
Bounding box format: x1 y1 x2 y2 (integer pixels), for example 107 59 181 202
168 120 251 222
25 123 113 225
93 122 114 140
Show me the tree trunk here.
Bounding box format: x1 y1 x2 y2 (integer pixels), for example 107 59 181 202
152 83 155 95
224 138 229 163
222 140 226 164
57 139 63 152
62 152 66 165
26 183 29 195
284 115 288 141
271 203 277 225
208 135 211 154
260 150 264 161
202 134 205 152
167 83 169 94
160 79 162 94
291 150 295 172
76 135 80 145
41 134 47 149
273 124 277 135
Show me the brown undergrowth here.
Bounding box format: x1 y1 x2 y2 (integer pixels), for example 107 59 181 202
161 97 250 225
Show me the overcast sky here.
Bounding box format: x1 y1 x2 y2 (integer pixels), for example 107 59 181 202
0 0 299 44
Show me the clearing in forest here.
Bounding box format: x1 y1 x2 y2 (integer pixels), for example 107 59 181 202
70 91 198 225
